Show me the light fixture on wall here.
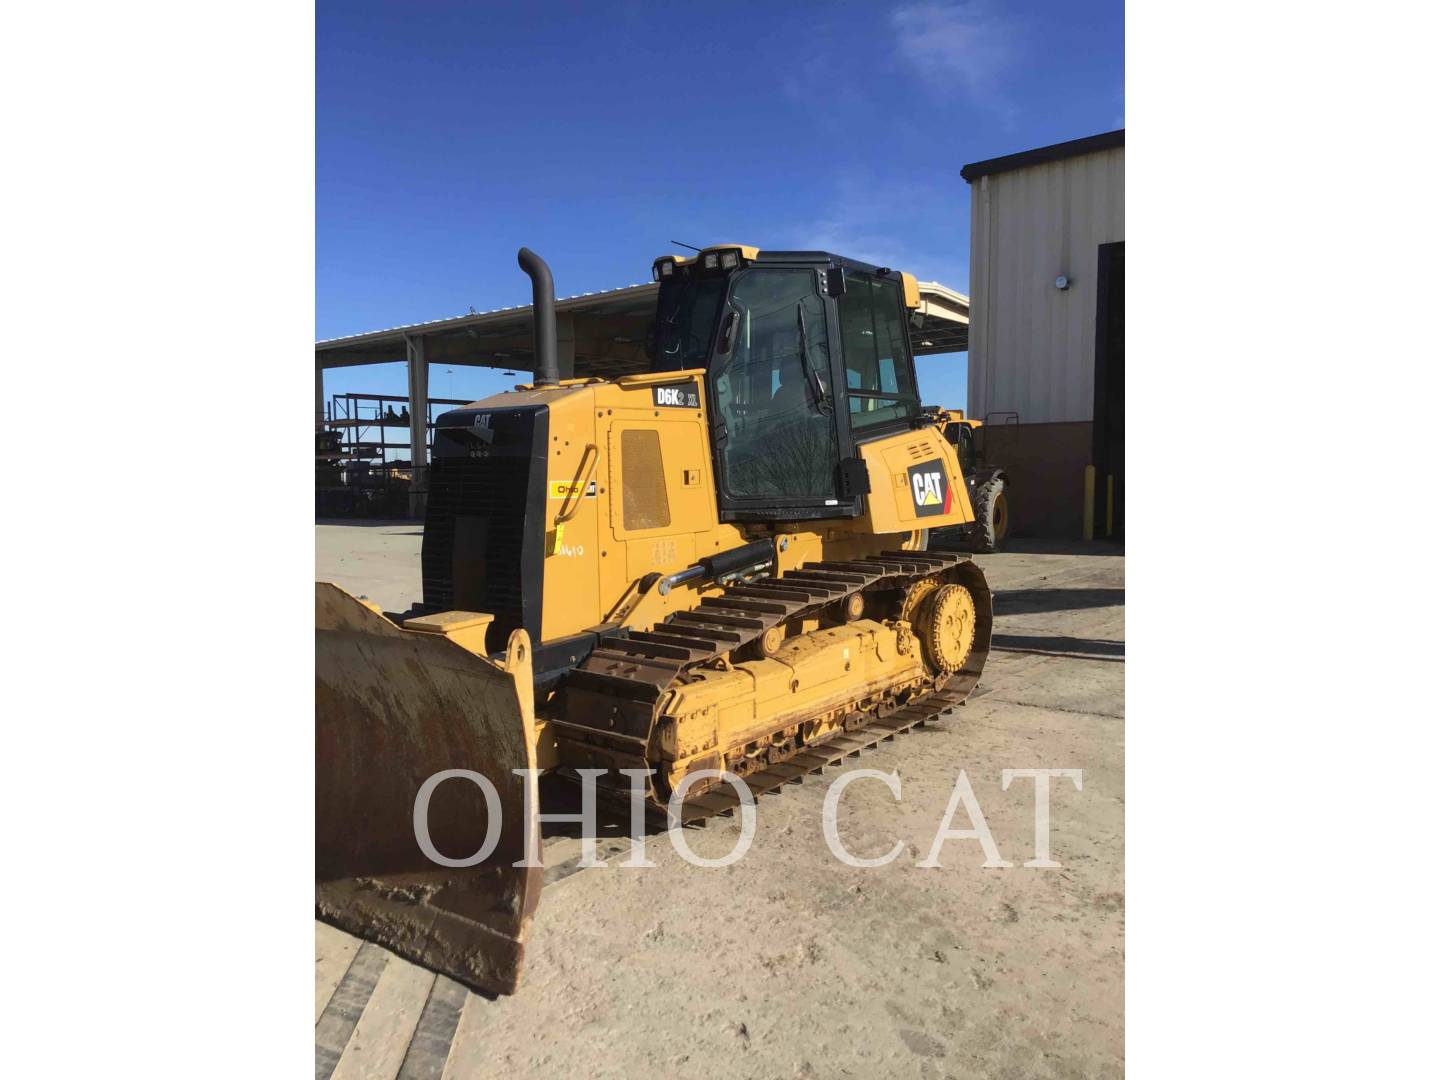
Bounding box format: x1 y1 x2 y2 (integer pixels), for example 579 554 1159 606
1054 275 1072 291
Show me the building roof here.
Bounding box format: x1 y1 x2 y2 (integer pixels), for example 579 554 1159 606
960 129 1124 184
316 278 970 376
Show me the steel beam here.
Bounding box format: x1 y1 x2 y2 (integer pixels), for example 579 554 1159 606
406 335 429 518
315 363 325 428
556 312 576 379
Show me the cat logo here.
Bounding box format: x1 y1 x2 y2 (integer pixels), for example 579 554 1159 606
907 459 951 518
653 383 700 408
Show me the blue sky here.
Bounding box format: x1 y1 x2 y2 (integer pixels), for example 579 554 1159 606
318 0 1123 420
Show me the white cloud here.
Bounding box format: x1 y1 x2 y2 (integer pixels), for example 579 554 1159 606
777 171 967 288
891 1 1018 111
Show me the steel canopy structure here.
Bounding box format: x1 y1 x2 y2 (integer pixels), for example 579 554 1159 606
316 278 968 373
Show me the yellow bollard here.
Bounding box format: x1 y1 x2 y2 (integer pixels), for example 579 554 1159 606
1083 465 1095 541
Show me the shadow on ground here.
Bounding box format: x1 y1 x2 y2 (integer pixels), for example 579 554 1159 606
989 633 1125 661
994 587 1125 616
316 518 423 528
536 774 674 841
999 538 1125 557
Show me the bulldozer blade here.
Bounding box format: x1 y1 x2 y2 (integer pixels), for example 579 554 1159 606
315 582 542 996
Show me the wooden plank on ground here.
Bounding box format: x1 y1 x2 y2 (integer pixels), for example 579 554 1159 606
330 954 437 1080
316 921 363 1024
439 987 500 1080
395 976 468 1080
316 943 389 1079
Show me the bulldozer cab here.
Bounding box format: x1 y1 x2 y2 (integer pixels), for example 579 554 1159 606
649 247 925 522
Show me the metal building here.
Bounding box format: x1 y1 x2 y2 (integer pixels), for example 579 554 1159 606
962 129 1124 539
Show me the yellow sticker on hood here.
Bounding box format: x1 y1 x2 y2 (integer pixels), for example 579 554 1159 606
549 479 598 499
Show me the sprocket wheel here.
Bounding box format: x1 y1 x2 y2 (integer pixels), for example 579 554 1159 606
899 577 941 625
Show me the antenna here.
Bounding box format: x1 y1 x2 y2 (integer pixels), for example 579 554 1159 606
669 240 703 252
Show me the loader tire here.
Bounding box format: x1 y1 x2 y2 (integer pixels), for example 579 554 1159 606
969 479 1008 553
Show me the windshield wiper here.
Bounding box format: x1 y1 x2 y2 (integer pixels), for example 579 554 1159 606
795 302 832 414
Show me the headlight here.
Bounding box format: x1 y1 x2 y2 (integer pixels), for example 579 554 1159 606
719 250 739 270
703 252 719 270
653 258 677 280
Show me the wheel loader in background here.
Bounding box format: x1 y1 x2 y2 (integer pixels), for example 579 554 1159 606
931 410 1010 553
316 244 994 995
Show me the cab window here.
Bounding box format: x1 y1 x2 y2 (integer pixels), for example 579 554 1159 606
711 268 838 500
951 422 976 473
652 274 725 372
838 271 920 431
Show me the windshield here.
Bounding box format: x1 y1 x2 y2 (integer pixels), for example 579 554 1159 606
710 268 839 500
651 274 726 372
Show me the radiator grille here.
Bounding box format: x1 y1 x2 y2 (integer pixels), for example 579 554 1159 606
421 406 545 647
621 428 670 531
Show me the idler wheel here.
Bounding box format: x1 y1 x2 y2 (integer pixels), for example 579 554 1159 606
915 583 977 674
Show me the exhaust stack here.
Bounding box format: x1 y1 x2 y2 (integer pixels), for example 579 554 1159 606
517 247 559 387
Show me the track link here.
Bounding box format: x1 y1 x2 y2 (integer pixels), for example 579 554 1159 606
659 677 975 827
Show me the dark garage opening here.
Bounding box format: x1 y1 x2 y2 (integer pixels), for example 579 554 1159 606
1091 241 1124 540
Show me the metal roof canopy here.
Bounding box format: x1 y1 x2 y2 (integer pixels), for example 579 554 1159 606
316 279 968 378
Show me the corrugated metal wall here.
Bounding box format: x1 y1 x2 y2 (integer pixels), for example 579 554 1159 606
967 147 1124 425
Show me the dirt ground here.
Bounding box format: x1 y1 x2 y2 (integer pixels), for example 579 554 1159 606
315 523 1125 1079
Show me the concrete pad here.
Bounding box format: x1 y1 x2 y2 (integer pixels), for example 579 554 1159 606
314 524 1126 1078
315 521 423 615
434 694 1122 1079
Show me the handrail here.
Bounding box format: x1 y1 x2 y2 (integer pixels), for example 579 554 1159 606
554 443 599 526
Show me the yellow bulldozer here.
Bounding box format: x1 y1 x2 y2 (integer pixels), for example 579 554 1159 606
317 245 994 995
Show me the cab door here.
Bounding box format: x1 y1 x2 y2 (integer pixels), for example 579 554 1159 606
708 267 843 517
